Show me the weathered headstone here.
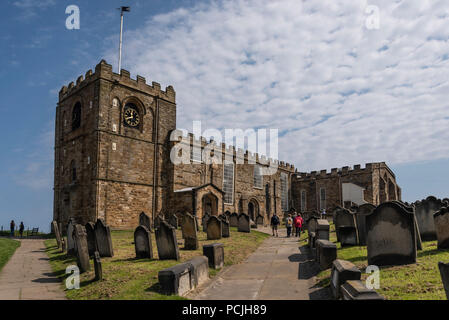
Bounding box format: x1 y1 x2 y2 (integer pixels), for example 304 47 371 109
307 216 318 234
139 212 152 232
156 220 180 260
355 204 375 246
85 222 97 258
256 215 264 226
207 216 222 240
66 218 76 256
94 219 114 258
366 202 417 266
202 214 210 232
154 214 164 229
203 243 224 269
221 218 230 238
169 215 178 229
181 213 199 250
134 225 153 259
73 224 90 273
335 207 358 246
434 207 449 249
438 261 449 300
414 196 445 241
238 213 250 233
330 259 361 299
340 280 384 300
229 213 239 227
93 251 102 281
315 239 337 270
52 220 62 249
316 219 330 241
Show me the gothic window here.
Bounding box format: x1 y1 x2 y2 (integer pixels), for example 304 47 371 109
253 165 263 189
72 102 81 130
265 183 271 216
223 163 234 205
301 190 307 212
280 173 288 212
320 188 326 211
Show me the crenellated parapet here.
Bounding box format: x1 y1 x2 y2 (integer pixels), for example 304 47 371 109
59 59 176 103
293 162 390 180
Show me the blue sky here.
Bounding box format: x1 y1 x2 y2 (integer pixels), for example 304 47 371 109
1 0 448 232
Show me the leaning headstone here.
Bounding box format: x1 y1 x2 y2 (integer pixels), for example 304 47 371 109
94 219 114 258
85 222 97 258
315 239 337 270
203 243 224 269
229 213 239 227
366 202 417 266
52 220 62 249
415 196 445 241
156 220 180 260
66 218 76 255
202 214 210 232
139 212 152 232
340 280 384 300
169 215 178 229
73 224 90 273
207 216 222 240
355 204 375 245
316 219 330 241
181 213 199 250
330 259 361 299
438 262 449 300
154 215 163 229
335 207 358 246
93 251 102 281
434 207 449 249
221 218 230 238
256 215 264 226
237 213 250 233
134 225 153 259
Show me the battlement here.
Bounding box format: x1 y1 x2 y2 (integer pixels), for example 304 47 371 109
170 129 295 171
293 162 388 180
59 60 176 103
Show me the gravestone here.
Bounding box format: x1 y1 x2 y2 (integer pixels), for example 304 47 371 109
85 222 97 258
315 239 337 270
434 207 449 249
355 204 375 246
202 214 210 232
221 218 230 238
340 280 384 300
366 202 417 266
307 216 318 234
225 211 231 217
169 215 178 229
238 213 250 233
52 220 62 249
250 219 257 229
229 213 239 227
414 196 445 241
203 243 224 269
316 219 330 241
94 219 114 258
438 262 449 300
181 213 199 250
330 259 361 299
393 201 422 250
156 220 180 260
73 224 90 273
134 225 153 259
335 208 358 246
218 214 227 222
66 218 76 255
154 214 164 229
207 216 222 240
94 251 102 281
139 212 152 232
256 215 264 226
308 232 316 249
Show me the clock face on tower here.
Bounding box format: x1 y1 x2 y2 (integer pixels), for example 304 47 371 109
123 104 140 128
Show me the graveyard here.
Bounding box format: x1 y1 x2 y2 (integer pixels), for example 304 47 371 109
0 239 20 272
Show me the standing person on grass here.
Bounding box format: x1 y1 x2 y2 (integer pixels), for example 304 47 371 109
19 222 24 238
270 212 280 237
10 220 15 237
294 213 303 237
286 214 293 237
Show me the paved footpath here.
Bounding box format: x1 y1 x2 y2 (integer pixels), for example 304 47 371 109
192 227 330 300
0 239 66 300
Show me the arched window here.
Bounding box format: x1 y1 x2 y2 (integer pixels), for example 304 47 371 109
72 102 81 130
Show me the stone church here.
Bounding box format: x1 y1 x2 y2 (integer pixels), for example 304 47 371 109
53 60 401 229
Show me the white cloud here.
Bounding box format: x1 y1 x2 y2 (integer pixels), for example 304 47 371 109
104 0 449 171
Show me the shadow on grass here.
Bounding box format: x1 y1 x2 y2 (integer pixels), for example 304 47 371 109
145 282 162 294
418 248 449 258
113 257 158 263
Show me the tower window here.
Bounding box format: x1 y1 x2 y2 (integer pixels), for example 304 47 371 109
223 163 234 205
253 165 263 189
320 188 326 211
72 102 81 130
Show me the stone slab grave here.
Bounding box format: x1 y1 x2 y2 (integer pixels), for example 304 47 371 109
355 203 375 246
366 201 417 266
203 243 224 269
414 196 445 241
434 207 449 249
335 207 359 246
169 215 178 229
316 219 330 241
85 222 97 258
181 213 199 250
139 212 152 232
94 219 114 257
73 224 90 273
340 280 384 300
256 215 264 226
315 239 337 270
438 262 449 300
66 218 76 256
134 225 153 259
94 251 102 281
330 259 361 299
229 213 239 227
156 220 180 260
158 256 209 296
238 213 250 233
207 216 222 240
52 220 62 249
202 214 210 232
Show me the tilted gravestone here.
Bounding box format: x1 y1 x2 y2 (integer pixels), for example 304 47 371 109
66 218 76 256
237 213 250 233
221 218 230 238
355 204 375 246
207 216 222 240
194 216 200 232
134 225 153 259
256 215 264 226
156 220 180 260
181 213 199 250
73 224 90 273
335 207 358 246
169 215 178 229
93 251 102 281
52 220 62 249
203 243 224 269
366 202 417 266
434 207 449 249
229 213 239 227
94 219 114 258
414 196 445 241
315 239 337 270
330 259 361 299
85 222 97 258
154 214 164 229
316 219 330 241
202 214 210 232
139 212 152 232
438 262 449 300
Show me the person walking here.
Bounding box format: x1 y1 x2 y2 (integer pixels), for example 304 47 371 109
10 220 15 238
294 213 303 237
19 222 24 238
270 213 280 237
286 214 293 237
321 209 326 220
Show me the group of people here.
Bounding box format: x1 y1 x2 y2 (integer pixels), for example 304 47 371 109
270 211 304 237
9 220 25 238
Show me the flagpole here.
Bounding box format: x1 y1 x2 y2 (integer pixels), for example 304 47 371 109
118 10 124 72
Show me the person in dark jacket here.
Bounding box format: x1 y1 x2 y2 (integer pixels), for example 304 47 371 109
10 220 15 237
19 222 25 238
270 213 280 237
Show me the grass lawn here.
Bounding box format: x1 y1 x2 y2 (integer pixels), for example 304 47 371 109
45 227 269 300
0 238 21 272
314 222 449 300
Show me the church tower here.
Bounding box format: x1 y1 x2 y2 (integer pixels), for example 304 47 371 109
53 60 176 230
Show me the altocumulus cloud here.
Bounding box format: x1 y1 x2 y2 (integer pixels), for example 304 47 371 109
105 0 449 171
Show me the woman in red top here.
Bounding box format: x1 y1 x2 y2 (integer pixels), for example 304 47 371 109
294 214 303 237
